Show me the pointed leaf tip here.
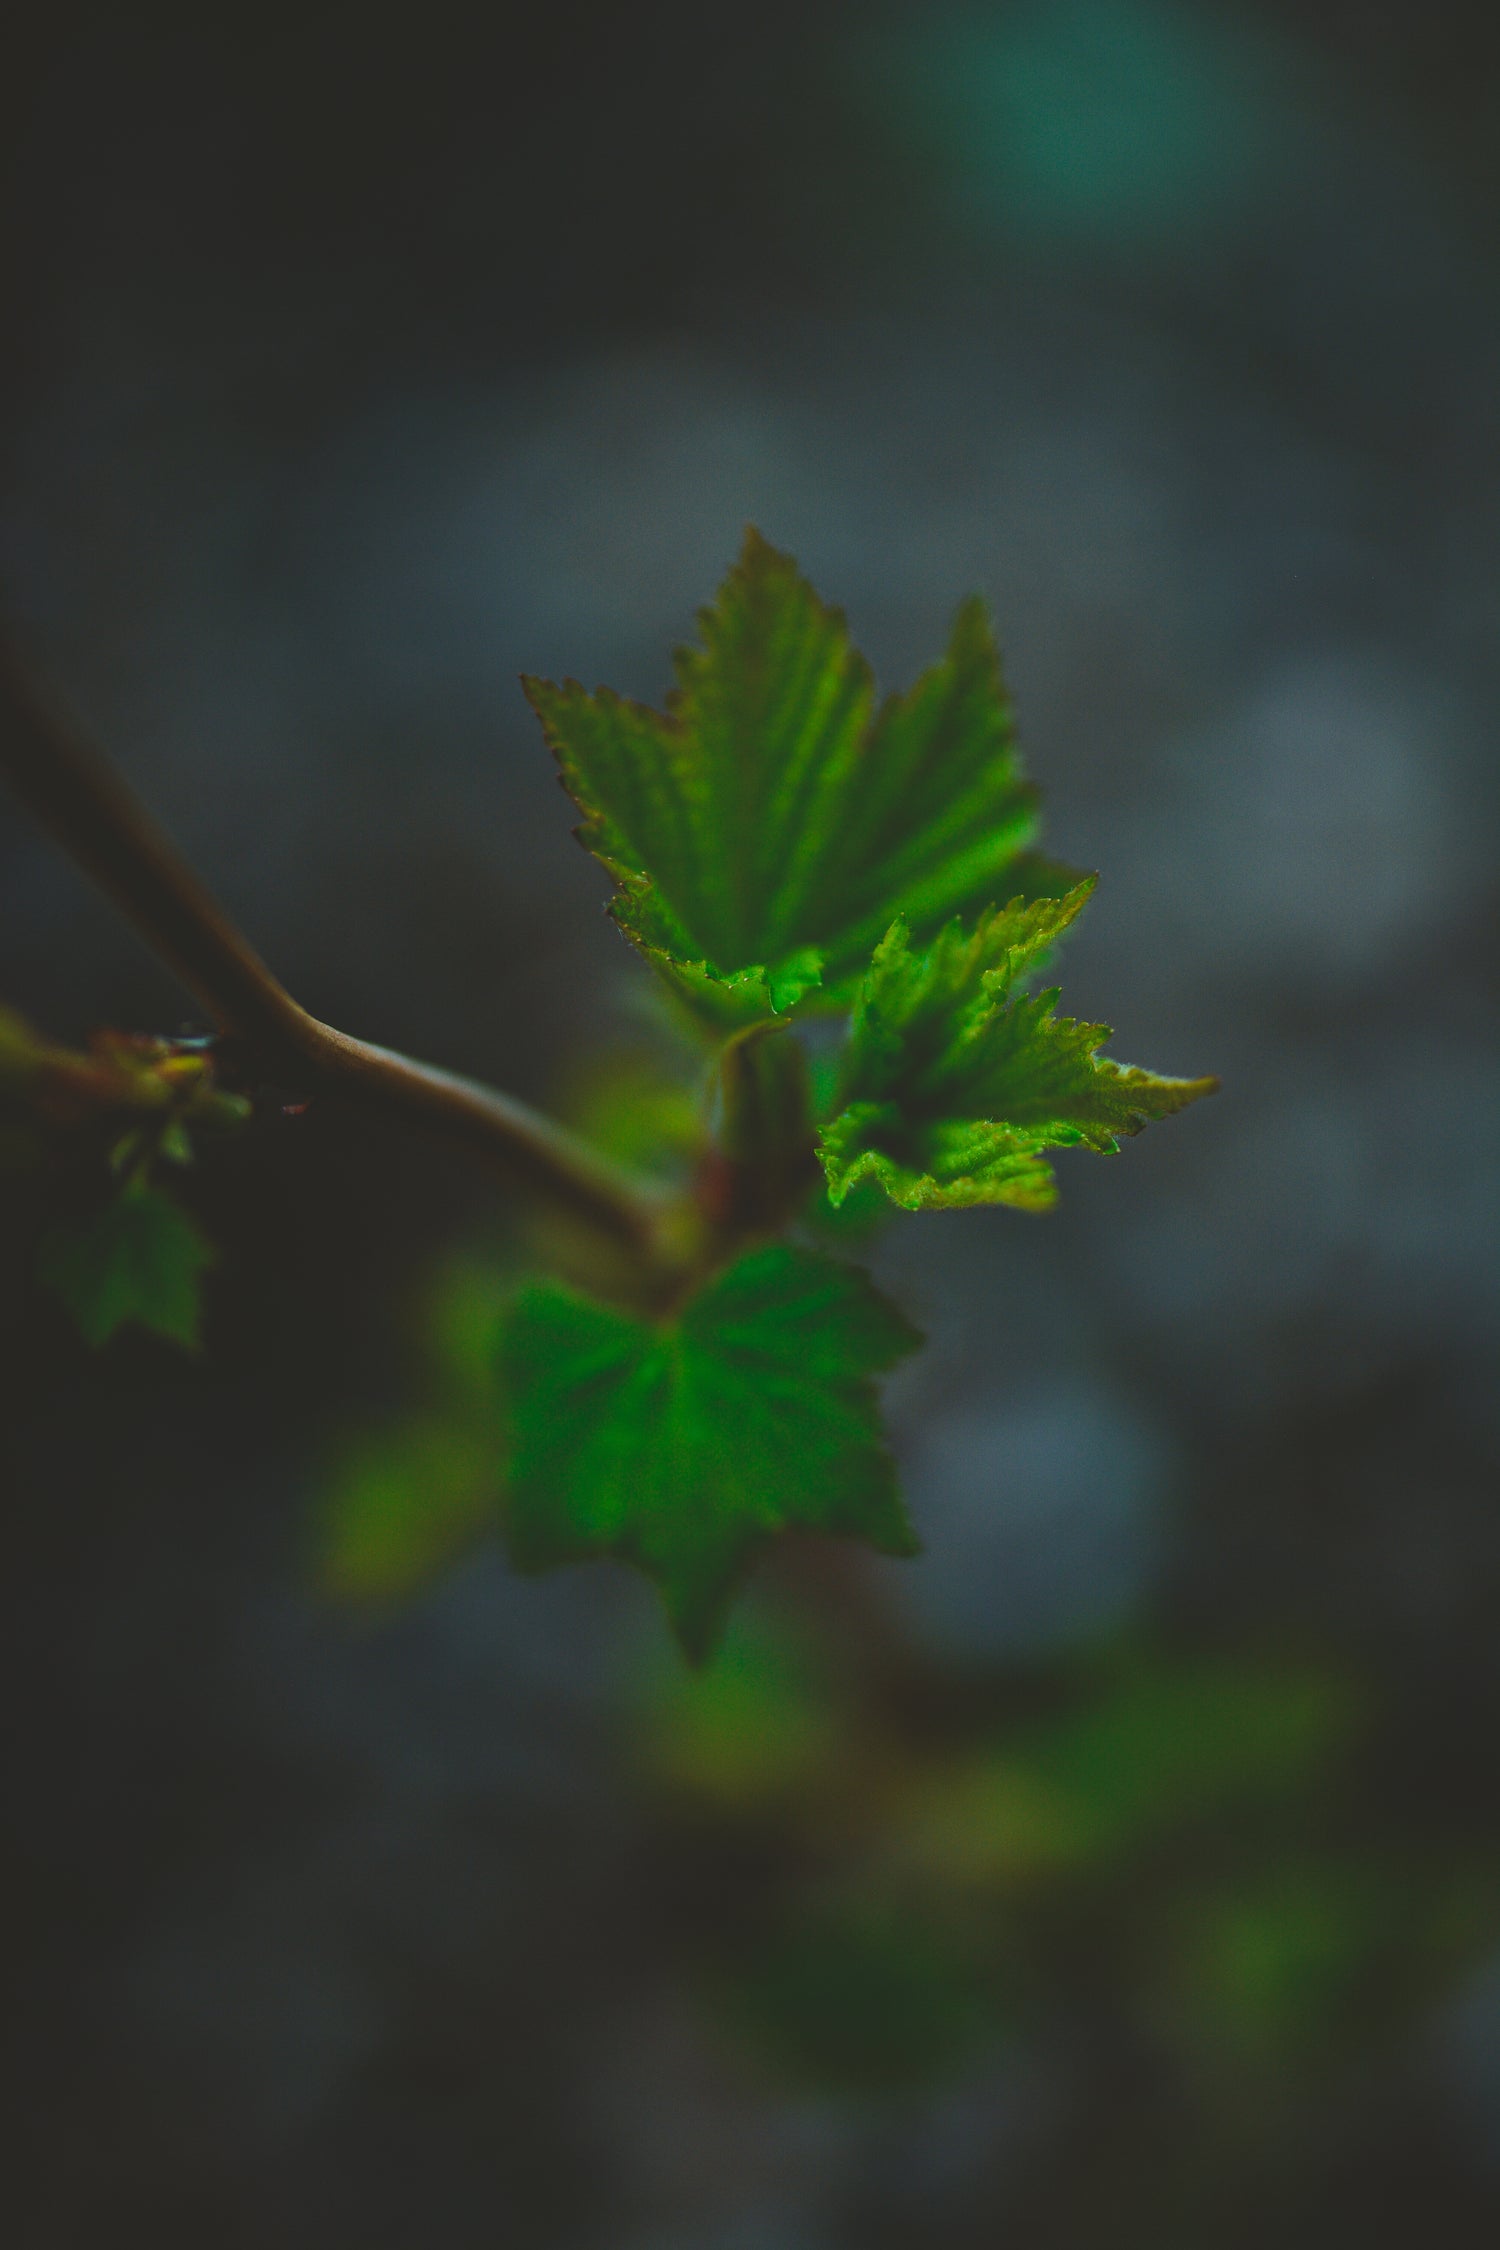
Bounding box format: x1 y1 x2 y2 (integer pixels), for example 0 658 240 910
821 900 1214 1214
524 538 1047 1024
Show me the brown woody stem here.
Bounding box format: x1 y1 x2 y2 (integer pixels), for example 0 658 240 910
0 631 670 1264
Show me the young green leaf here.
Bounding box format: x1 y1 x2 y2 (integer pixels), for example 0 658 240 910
820 883 1216 1212
497 1243 921 1658
38 1182 215 1348
524 530 1066 1025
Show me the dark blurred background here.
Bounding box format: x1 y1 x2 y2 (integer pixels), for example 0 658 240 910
3 2 1500 2244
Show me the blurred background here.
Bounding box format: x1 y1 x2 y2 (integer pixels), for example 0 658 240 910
2 1 1499 2242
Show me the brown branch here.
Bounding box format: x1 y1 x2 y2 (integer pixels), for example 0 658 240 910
0 631 672 1264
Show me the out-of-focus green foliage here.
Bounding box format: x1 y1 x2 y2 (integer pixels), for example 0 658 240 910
554 1046 704 1181
634 1622 1495 2101
635 1606 839 1809
318 1260 510 1602
319 1417 496 1604
713 1898 999 2093
884 1654 1358 1902
2 1002 247 1347
1164 1860 1398 2059
975 1654 1359 1857
498 1245 921 1658
37 1180 215 1349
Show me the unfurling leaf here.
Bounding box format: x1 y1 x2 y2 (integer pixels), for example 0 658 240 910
38 1182 215 1348
820 883 1216 1212
525 530 1070 1026
497 1244 921 1658
0 1003 251 1140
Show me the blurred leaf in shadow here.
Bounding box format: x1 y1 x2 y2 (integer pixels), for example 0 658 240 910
317 1259 510 1603
319 1416 497 1605
900 1653 1363 1886
635 1604 843 1812
711 1895 1001 2094
39 1182 215 1351
555 1044 705 1181
1166 1859 1394 2059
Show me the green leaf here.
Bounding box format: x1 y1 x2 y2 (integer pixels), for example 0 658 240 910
497 1243 921 1658
820 883 1216 1211
38 1182 215 1348
524 530 1060 1024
